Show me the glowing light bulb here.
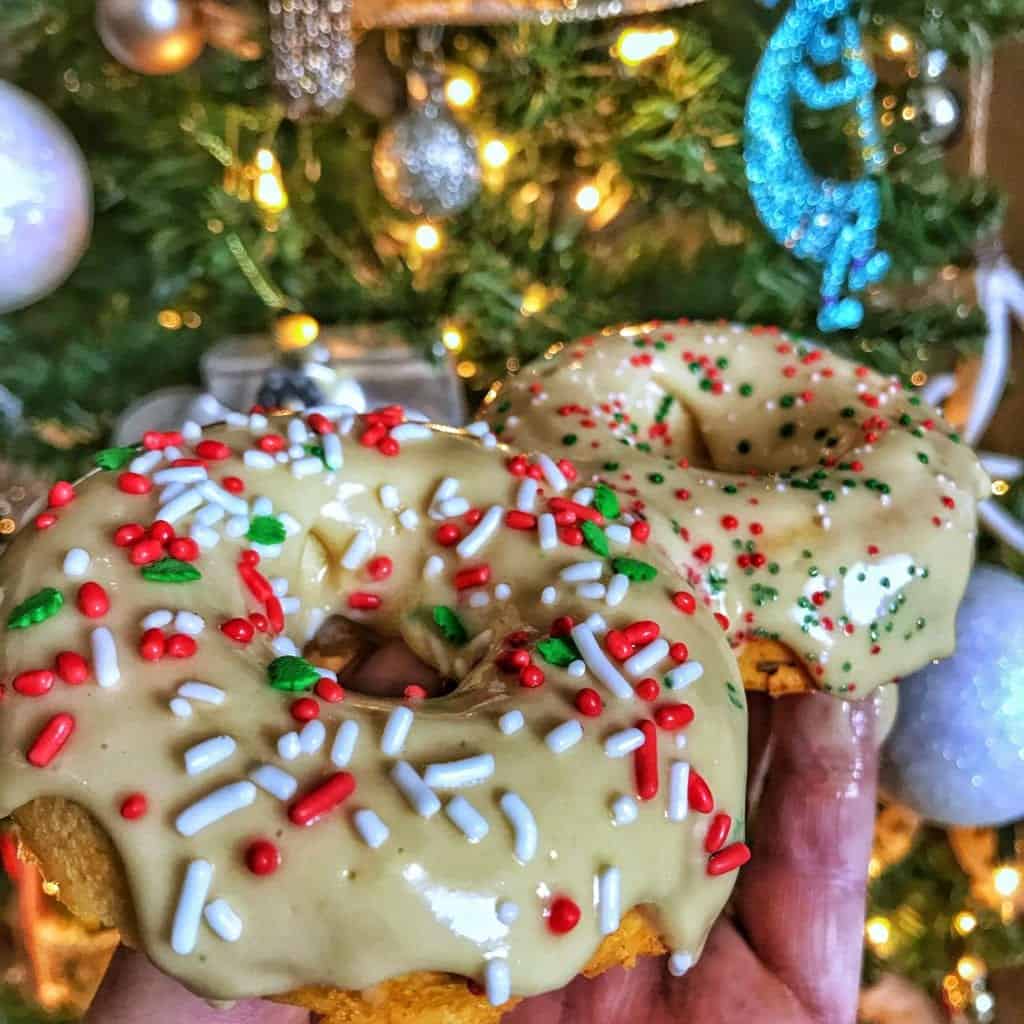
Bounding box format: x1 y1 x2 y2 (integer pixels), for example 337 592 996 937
445 75 477 109
992 479 1010 497
957 955 985 982
456 360 477 379
441 323 464 352
253 149 288 214
575 184 601 213
413 223 442 252
482 139 511 169
887 30 911 56
157 309 183 330
993 864 1020 896
615 27 679 66
864 916 891 947
521 282 550 316
275 313 320 351
954 911 977 936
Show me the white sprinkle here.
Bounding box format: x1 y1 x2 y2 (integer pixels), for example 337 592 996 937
466 592 487 609
496 900 519 925
288 419 309 444
341 529 375 570
536 453 568 492
141 609 173 630
249 412 269 431
606 523 632 546
277 732 301 760
499 792 537 862
379 485 400 510
322 432 343 470
244 450 276 470
623 638 670 678
398 508 419 530
225 516 250 538
158 483 186 506
611 794 638 826
545 720 584 754
170 697 192 718
270 576 289 596
605 574 629 607
568 659 586 678
174 611 205 636
271 637 299 657
62 547 91 577
604 728 646 758
175 781 256 837
171 859 213 955
423 555 445 579
158 488 204 525
316 667 338 682
573 487 595 506
390 423 432 442
665 661 704 690
130 450 163 474
190 523 220 550
576 582 606 600
570 623 633 700
181 420 202 443
438 496 470 519
667 761 691 822
584 613 608 634
280 596 301 615
485 959 511 1007
498 710 524 735
481 432 497 449
432 477 459 506
515 478 538 512
195 503 225 526
598 867 622 936
224 412 246 427
203 899 242 943
291 456 323 479
560 561 603 583
465 421 489 437
252 496 273 516
279 512 301 537
353 808 390 848
154 466 207 486
331 720 360 767
178 681 225 705
424 754 495 789
538 513 558 551
249 763 298 801
287 445 305 460
381 706 414 756
457 505 503 558
91 627 120 688
299 719 326 755
540 586 557 605
390 761 441 818
445 795 489 842
275 451 290 464
184 735 237 775
198 480 248 516
668 952 694 977
494 583 511 600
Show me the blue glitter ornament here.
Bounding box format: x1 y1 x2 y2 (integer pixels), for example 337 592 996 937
745 0 890 332
881 566 1024 827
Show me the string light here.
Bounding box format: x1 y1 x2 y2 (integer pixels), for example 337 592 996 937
445 73 478 110
992 479 1010 497
521 282 551 316
413 222 442 252
886 29 912 56
957 955 985 982
274 313 320 351
441 322 464 353
614 27 678 66
182 311 202 329
993 864 1020 896
253 148 288 214
482 139 511 169
456 359 477 379
954 910 978 936
575 183 602 213
864 916 892 948
157 310 183 330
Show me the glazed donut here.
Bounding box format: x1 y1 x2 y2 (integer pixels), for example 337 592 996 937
481 320 989 698
0 406 748 1020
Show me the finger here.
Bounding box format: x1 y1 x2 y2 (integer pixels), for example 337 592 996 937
736 691 881 1024
87 946 310 1024
342 639 444 698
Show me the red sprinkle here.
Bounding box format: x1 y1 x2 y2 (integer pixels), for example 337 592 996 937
605 630 633 661
239 561 273 601
549 498 604 525
367 556 393 581
547 896 581 934
672 591 697 614
360 423 387 448
221 618 255 644
687 769 714 814
249 612 269 632
130 539 164 566
13 670 55 697
705 813 732 853
669 642 689 663
550 616 574 637
654 703 695 731
27 713 75 767
574 688 603 716
76 581 110 619
246 839 281 876
114 523 146 547
519 665 545 688
348 592 381 611
404 684 428 700
35 513 57 530
257 434 285 453
289 771 356 827
634 720 659 801
500 649 531 671
55 651 89 685
455 565 491 590
290 697 320 722
634 678 660 701
222 476 245 494
436 523 462 546
505 510 537 530
265 596 285 633
624 620 659 646
117 472 153 495
196 439 232 460
378 436 400 457
714 612 730 632
120 793 148 820
559 525 584 546
464 508 484 527
707 842 751 877
139 628 166 661
306 412 332 435
48 481 75 507
631 519 650 543
149 520 175 544
315 678 345 703
168 537 200 562
166 634 197 659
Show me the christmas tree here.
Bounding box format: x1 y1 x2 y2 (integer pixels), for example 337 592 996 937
2 0 1024 1019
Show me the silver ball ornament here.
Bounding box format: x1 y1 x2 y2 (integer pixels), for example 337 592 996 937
881 565 1024 826
96 0 205 76
373 96 480 219
0 82 92 314
909 79 962 147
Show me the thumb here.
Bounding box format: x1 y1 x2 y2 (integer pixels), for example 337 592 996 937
87 946 310 1024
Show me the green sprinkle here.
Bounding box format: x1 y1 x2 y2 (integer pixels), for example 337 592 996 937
739 383 754 397
432 606 468 646
561 433 578 446
780 394 795 408
141 558 202 583
611 557 657 581
496 400 511 413
647 472 664 484
655 395 674 423
247 516 287 546
593 484 620 520
94 445 138 471
603 461 620 471
267 656 319 692
779 422 796 438
841 407 856 418
536 636 580 667
725 680 745 710
737 440 751 454
699 378 712 391
716 356 729 369
8 587 64 630
916 452 929 464
581 520 609 557
636 442 652 453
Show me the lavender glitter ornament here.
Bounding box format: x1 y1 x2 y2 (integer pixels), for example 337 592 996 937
881 565 1024 827
0 82 92 314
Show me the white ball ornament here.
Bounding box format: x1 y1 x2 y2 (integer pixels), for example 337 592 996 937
0 82 92 314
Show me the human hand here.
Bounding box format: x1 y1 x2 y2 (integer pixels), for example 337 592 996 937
87 650 880 1024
